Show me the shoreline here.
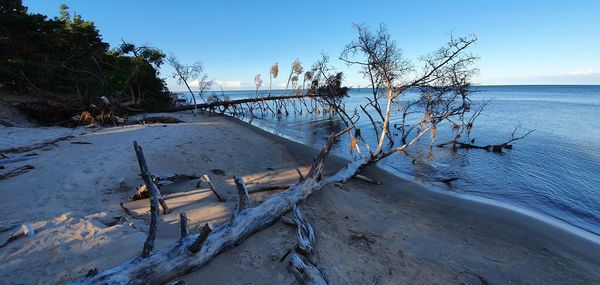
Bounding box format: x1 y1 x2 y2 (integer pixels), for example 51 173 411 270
1 111 598 283
232 115 600 248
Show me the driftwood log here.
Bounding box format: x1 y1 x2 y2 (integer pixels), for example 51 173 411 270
133 141 165 257
288 204 327 284
289 254 328 285
166 94 325 113
291 204 315 256
72 127 362 284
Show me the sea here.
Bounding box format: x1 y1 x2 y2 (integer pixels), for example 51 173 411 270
184 85 600 237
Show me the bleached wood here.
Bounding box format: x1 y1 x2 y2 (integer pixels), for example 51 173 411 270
233 176 249 213
133 142 170 214
289 254 328 285
134 141 161 258
292 205 315 255
71 127 354 285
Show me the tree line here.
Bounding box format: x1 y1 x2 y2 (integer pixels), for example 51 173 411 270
0 0 171 122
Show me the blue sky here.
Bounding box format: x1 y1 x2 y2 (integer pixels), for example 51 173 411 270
25 0 600 90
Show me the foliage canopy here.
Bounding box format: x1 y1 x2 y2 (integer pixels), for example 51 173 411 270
0 0 171 114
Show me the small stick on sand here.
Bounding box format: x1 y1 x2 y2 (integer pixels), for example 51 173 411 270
199 175 226 202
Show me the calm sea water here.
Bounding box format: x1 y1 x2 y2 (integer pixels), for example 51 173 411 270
191 85 600 235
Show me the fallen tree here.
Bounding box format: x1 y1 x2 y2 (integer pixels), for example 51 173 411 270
437 125 535 153
72 25 531 284
72 110 432 284
166 94 326 113
73 127 355 284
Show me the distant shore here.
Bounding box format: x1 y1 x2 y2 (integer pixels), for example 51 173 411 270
0 111 599 284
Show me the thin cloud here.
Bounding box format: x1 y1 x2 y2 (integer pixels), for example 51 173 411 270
482 70 600 85
568 69 599 76
187 79 201 88
529 70 600 84
214 80 249 90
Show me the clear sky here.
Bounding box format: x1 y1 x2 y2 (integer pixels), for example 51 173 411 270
24 0 600 91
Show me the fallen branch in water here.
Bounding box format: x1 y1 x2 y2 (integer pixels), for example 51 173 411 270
166 94 325 113
437 127 535 153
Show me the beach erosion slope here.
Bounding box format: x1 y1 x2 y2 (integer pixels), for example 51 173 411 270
0 112 598 284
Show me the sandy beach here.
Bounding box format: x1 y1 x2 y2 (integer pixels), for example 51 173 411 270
1 111 599 284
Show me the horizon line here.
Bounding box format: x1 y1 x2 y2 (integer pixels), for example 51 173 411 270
171 83 600 93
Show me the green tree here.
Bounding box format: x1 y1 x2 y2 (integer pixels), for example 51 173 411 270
0 0 172 122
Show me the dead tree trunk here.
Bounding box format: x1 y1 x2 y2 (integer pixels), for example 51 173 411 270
133 142 170 214
133 141 164 257
166 94 325 112
71 127 362 285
